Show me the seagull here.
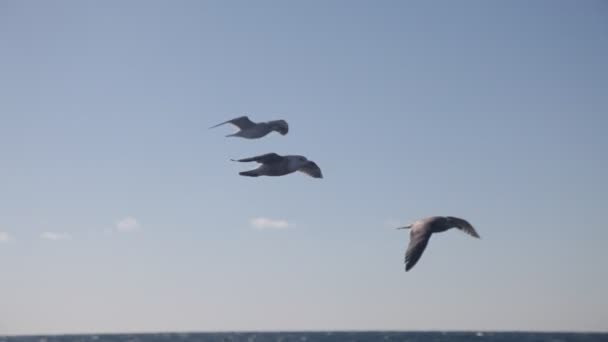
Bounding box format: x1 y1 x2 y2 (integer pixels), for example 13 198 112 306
210 115 289 139
231 153 323 178
397 216 480 271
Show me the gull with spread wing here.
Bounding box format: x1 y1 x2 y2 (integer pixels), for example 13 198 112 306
397 216 480 271
210 115 289 139
232 153 323 178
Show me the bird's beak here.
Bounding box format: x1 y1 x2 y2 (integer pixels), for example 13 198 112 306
396 225 412 230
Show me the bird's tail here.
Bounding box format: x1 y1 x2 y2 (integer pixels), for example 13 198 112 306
239 170 259 177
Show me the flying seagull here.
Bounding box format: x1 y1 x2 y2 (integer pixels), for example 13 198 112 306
397 216 480 271
232 153 323 178
210 115 289 139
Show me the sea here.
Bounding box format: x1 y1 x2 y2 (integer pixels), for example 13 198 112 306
2 332 607 342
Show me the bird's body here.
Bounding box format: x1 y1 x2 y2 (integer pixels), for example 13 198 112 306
210 116 289 139
230 122 275 139
397 216 480 271
232 153 323 178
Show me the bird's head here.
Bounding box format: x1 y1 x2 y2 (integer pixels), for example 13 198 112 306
270 120 289 135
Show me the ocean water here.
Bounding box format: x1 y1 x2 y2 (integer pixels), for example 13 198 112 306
1 332 607 342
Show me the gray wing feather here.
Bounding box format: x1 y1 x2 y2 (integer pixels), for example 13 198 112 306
405 230 431 271
448 216 481 238
210 116 256 130
233 153 284 164
298 161 323 178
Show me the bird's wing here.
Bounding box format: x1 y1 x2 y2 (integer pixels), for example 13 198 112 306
233 153 284 164
210 116 256 130
298 161 323 178
405 229 431 271
448 216 481 238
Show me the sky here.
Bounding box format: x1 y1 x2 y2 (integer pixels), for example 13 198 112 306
1 0 607 336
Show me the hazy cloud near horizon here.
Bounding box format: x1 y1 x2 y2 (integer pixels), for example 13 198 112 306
0 232 10 242
250 217 291 230
115 217 141 233
40 232 72 241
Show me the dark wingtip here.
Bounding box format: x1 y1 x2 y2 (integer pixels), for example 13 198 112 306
209 122 224 129
470 229 481 239
239 171 259 177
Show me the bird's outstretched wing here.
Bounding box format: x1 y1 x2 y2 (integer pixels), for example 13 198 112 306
298 161 323 178
447 216 480 238
210 116 256 130
405 230 431 271
232 153 283 164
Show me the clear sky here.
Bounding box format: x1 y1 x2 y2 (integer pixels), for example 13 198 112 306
1 0 607 335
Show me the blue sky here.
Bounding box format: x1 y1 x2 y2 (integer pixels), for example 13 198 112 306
1 0 607 335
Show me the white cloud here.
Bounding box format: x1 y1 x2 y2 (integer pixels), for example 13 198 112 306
116 216 141 233
40 232 72 241
0 232 10 242
250 217 290 230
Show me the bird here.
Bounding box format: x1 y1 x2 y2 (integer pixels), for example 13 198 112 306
397 216 480 271
210 115 289 139
231 153 323 178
